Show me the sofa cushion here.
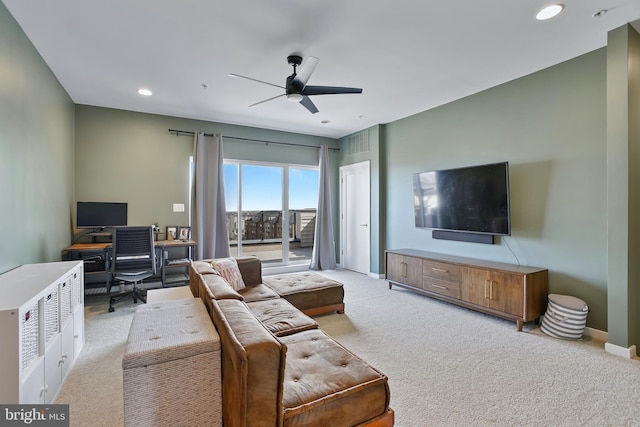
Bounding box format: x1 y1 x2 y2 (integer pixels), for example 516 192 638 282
263 272 344 312
239 283 281 303
279 329 390 427
247 298 318 337
210 258 246 291
201 273 244 301
191 260 218 275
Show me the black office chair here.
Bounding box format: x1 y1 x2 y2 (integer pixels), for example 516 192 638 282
109 226 156 312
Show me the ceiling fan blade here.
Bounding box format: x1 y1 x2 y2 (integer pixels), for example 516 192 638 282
292 56 319 89
248 93 285 107
229 73 285 90
302 85 363 96
299 96 319 114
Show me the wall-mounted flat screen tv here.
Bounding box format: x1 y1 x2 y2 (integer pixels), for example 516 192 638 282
76 201 128 229
413 162 511 236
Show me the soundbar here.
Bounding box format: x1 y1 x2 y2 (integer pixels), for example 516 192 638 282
432 230 495 244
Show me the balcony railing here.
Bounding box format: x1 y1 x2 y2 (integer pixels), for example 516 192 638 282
227 209 316 263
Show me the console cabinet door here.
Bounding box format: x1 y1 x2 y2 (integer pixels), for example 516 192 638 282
488 272 524 317
386 253 422 288
466 268 524 316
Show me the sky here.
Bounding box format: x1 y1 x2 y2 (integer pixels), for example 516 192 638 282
224 164 319 211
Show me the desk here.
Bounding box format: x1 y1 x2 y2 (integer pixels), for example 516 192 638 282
61 240 198 292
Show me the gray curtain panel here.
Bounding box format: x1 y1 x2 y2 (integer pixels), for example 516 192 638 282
310 145 336 270
191 133 231 260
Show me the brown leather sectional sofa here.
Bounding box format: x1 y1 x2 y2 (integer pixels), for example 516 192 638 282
189 256 394 427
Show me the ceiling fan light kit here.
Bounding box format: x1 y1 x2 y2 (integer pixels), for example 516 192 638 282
231 54 363 114
287 94 304 102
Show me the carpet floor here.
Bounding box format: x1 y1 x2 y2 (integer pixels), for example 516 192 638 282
55 270 640 427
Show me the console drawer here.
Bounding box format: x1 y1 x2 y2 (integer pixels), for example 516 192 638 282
423 260 461 282
422 276 461 299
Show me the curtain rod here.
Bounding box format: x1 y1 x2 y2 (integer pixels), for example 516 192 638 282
168 129 339 151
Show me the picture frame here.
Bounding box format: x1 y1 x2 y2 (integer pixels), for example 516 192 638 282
177 226 191 241
166 226 177 241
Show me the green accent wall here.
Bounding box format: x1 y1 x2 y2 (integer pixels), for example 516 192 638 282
0 2 75 274
74 105 338 241
606 24 640 350
382 49 610 330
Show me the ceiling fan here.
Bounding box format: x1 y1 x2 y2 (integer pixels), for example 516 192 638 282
229 54 362 114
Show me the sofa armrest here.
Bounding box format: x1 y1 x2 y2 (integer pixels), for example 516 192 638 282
210 299 285 427
200 274 244 302
189 261 216 297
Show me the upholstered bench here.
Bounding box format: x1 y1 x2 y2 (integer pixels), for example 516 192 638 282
146 285 194 303
263 272 345 316
123 298 222 427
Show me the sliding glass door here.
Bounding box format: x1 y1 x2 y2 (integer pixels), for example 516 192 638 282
288 167 319 263
224 161 318 266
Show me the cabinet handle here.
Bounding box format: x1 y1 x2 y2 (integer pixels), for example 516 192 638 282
432 267 448 273
431 284 447 290
484 280 489 299
490 280 495 300
401 262 407 277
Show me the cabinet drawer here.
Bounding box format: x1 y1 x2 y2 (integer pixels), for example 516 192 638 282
422 276 461 299
423 260 461 282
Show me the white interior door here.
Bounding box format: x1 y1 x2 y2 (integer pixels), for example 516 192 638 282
341 161 370 274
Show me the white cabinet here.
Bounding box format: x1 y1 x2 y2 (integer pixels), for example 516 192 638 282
0 261 84 403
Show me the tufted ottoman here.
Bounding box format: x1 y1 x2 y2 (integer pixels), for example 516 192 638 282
123 298 222 427
279 328 390 426
263 272 345 316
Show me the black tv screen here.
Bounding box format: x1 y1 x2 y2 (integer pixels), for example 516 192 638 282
413 162 510 236
76 202 128 229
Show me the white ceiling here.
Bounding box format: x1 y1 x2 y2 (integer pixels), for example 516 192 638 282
4 0 640 139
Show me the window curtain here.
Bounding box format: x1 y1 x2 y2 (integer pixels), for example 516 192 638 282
310 145 337 270
191 132 231 260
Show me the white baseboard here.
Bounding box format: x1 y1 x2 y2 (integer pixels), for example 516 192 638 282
604 342 638 359
369 272 384 279
583 326 608 342
582 328 638 359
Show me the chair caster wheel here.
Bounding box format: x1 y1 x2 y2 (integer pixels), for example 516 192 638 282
109 307 115 312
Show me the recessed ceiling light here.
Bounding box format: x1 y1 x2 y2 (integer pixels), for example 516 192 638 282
536 4 564 21
593 9 607 18
137 88 152 96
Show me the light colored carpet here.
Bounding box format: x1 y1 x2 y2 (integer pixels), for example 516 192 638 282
56 271 640 427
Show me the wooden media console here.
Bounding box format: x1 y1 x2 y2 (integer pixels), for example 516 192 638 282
385 249 548 331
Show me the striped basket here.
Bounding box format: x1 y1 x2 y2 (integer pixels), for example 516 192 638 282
541 294 589 340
